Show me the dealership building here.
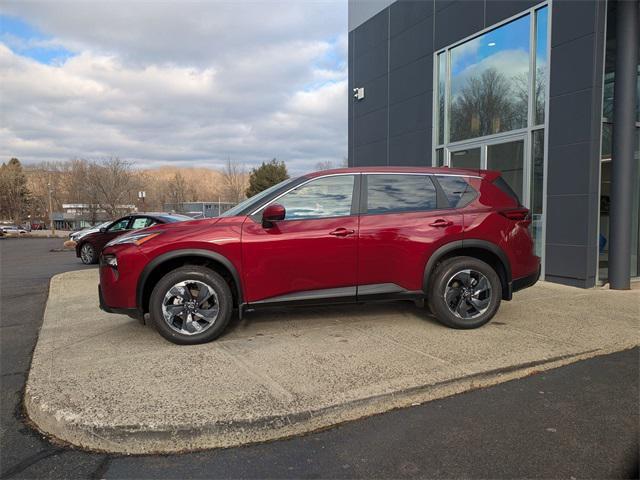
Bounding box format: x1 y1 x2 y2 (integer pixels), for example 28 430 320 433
348 0 639 288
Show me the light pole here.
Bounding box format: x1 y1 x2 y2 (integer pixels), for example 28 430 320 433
138 191 146 212
47 175 55 235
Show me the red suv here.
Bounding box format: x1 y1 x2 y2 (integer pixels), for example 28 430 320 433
99 167 540 345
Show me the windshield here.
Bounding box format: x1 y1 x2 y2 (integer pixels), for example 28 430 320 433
221 177 298 217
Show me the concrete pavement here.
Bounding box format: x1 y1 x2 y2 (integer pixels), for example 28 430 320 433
25 269 639 454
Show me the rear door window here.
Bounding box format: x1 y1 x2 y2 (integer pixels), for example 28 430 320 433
435 175 476 208
365 174 437 214
131 217 157 229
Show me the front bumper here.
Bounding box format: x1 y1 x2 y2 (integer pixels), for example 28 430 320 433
98 284 142 320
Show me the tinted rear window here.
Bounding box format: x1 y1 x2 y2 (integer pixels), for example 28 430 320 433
366 174 437 214
492 176 521 205
435 175 476 208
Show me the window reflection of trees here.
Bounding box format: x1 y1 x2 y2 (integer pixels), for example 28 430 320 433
280 176 354 220
449 67 540 142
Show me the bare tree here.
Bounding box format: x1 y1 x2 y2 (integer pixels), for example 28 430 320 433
88 157 140 217
221 157 246 203
450 68 522 141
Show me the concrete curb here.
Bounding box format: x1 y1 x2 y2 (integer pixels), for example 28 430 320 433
24 345 638 454
24 271 640 454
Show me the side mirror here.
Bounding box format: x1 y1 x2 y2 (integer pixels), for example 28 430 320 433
262 203 286 228
100 227 107 233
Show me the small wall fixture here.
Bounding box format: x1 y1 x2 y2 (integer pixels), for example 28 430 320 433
353 87 365 101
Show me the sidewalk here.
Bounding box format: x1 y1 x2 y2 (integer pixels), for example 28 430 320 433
25 270 639 454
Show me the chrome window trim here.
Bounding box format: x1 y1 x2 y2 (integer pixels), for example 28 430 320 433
250 172 482 216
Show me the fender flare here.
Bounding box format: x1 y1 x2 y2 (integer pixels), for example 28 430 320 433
136 249 244 311
422 240 512 296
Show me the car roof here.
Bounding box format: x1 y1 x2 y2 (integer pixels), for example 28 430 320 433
304 166 497 179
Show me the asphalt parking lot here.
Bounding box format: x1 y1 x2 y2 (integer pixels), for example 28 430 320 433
1 238 638 479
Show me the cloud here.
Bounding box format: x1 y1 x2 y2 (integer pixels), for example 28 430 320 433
0 1 347 173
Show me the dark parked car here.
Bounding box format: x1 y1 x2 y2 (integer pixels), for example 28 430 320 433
99 167 540 345
76 213 191 264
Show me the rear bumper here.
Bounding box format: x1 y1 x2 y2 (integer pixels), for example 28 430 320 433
98 284 142 320
512 265 541 293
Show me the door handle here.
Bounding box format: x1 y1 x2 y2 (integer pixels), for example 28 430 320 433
429 219 453 227
329 228 355 237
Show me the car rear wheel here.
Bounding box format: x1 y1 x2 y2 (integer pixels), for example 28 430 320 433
428 256 501 329
149 266 233 345
80 243 97 264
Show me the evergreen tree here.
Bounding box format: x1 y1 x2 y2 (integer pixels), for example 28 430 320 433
0 158 30 223
245 158 289 198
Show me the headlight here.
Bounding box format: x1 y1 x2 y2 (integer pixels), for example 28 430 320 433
106 231 162 247
103 254 118 268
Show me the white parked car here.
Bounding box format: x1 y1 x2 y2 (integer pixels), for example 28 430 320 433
0 225 28 235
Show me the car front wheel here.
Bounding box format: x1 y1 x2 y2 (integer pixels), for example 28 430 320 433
79 243 97 264
428 256 501 329
149 266 233 345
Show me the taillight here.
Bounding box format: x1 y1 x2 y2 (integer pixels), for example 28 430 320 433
500 207 531 225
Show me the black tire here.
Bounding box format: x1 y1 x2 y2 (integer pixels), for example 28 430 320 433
149 266 233 345
79 242 97 264
427 256 501 329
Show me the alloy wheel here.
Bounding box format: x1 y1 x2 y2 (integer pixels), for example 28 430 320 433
161 280 220 335
80 244 94 264
443 269 492 320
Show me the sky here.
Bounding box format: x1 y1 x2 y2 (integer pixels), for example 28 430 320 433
0 0 348 173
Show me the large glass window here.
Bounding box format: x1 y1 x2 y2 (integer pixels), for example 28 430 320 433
366 175 437 214
448 15 530 142
534 7 548 125
277 175 354 220
437 53 446 145
450 147 481 169
530 130 545 257
434 5 549 270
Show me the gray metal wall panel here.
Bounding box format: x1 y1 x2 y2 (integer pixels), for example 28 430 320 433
545 0 606 288
389 129 432 166
354 75 388 117
390 16 433 70
353 8 389 51
389 92 431 137
550 0 598 47
485 0 540 26
434 1 484 50
389 54 433 105
349 0 394 32
549 33 598 97
355 108 388 146
354 41 389 84
390 0 434 36
354 139 388 166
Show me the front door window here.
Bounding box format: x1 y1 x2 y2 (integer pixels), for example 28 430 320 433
275 175 355 220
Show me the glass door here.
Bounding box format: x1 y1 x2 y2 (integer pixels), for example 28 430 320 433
486 139 526 203
447 135 527 205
